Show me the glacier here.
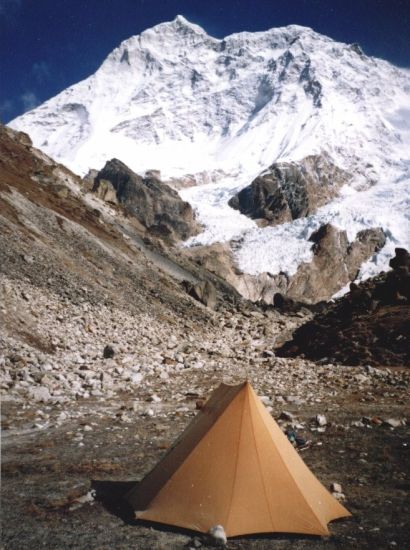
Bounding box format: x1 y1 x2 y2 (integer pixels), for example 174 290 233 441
9 15 410 287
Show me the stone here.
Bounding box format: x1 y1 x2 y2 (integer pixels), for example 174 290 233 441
22 254 34 264
330 482 343 493
182 280 217 309
279 411 295 421
92 178 118 204
101 373 113 388
285 396 304 405
259 396 272 406
316 414 327 426
130 373 144 385
82 168 98 191
355 374 369 384
208 525 227 547
351 420 365 428
383 418 403 428
148 393 162 403
28 386 52 403
103 345 115 359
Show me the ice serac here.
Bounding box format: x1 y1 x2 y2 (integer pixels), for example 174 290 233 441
9 16 410 300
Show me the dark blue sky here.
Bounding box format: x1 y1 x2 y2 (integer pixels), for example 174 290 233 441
1 0 409 123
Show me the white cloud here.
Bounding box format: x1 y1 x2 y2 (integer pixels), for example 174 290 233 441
32 61 51 84
20 91 39 112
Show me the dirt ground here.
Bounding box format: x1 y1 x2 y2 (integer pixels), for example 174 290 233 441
2 377 409 550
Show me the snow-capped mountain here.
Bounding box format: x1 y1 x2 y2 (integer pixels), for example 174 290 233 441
9 15 410 181
9 15 410 293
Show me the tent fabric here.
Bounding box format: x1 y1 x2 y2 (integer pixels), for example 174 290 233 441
126 381 351 537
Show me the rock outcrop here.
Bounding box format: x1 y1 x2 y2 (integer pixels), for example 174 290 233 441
287 224 386 303
277 248 410 366
228 154 349 225
185 225 386 304
92 159 200 242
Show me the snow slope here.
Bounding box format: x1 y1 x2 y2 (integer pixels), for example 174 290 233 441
9 15 410 285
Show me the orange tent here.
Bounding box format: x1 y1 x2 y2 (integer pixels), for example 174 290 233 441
126 381 350 537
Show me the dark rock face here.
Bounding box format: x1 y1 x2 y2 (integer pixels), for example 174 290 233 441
93 159 200 242
287 224 386 303
276 248 410 366
228 154 349 225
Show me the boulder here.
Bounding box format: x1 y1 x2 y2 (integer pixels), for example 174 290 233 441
330 482 343 493
93 159 200 241
228 153 349 225
16 131 32 147
208 525 227 547
92 178 118 205
315 414 327 427
82 169 99 191
103 345 115 359
28 386 52 403
183 280 217 309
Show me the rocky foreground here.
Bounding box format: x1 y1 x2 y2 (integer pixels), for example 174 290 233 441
277 248 410 366
1 125 409 548
2 274 409 549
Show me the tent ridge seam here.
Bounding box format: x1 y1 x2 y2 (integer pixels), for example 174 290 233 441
249 388 277 531
256 394 329 533
224 389 246 530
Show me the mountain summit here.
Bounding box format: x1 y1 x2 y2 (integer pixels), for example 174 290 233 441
9 17 410 292
10 16 409 181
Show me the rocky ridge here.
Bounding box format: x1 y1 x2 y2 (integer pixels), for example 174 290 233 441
277 248 410 366
186 224 386 303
